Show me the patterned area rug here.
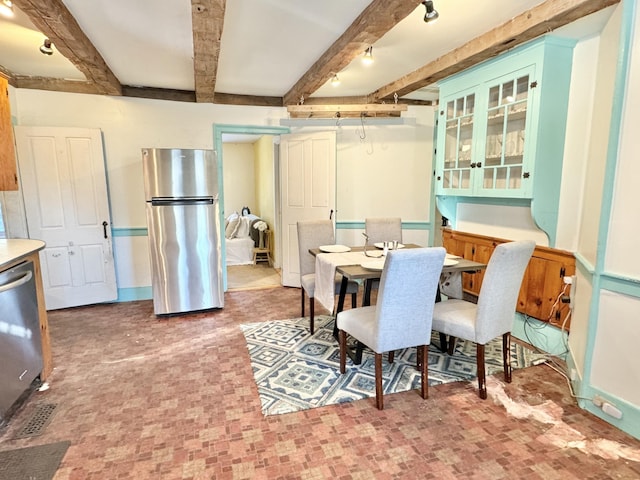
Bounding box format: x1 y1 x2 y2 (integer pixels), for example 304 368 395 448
241 315 543 415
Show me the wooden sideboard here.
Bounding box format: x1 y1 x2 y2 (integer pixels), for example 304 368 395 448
442 229 575 330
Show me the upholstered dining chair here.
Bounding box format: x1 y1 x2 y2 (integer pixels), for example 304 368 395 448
431 240 535 399
364 217 403 245
364 217 403 293
336 247 446 410
297 220 358 334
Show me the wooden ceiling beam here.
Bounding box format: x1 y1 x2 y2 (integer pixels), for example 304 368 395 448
191 0 226 103
283 0 423 106
371 0 620 101
13 0 122 96
12 76 102 95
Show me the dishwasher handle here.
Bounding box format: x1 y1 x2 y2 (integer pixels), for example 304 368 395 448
0 270 33 294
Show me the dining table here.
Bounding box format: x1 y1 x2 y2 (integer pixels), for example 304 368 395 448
310 243 487 364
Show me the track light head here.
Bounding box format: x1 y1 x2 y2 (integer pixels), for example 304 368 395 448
39 38 54 55
0 0 14 18
362 46 373 66
422 1 439 23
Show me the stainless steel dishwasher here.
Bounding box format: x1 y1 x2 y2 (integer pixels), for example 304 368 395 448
0 259 43 426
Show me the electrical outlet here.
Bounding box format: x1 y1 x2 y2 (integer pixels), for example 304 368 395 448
593 395 604 408
569 368 577 381
563 276 573 284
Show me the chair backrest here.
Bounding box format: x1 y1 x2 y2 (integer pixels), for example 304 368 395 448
475 240 536 344
373 247 446 351
296 220 335 277
365 217 402 244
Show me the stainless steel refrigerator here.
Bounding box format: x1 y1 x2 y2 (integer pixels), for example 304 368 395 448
143 148 223 315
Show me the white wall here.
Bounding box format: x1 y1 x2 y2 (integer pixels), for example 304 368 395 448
12 91 287 288
10 91 435 288
222 143 256 216
13 91 287 227
575 9 622 267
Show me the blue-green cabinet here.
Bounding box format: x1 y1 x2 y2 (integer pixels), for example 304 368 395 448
434 35 575 246
435 36 575 201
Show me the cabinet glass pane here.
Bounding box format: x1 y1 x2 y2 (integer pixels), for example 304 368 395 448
446 100 454 120
483 74 529 192
465 94 475 115
441 93 475 190
488 86 499 108
460 169 470 189
509 166 522 189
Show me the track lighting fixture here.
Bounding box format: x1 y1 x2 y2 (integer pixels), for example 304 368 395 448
39 38 54 55
331 73 340 87
362 46 374 66
422 1 439 23
0 0 14 18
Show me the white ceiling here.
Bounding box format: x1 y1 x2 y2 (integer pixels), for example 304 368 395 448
0 0 615 102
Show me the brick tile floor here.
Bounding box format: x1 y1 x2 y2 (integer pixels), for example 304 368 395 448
1 286 639 479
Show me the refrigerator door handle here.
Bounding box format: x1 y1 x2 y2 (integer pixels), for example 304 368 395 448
150 198 214 206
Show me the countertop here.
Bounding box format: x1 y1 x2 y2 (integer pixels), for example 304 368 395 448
0 238 46 269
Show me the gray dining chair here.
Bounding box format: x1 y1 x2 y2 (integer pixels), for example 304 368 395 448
364 217 403 294
297 220 358 334
432 240 535 399
364 217 403 245
337 247 446 410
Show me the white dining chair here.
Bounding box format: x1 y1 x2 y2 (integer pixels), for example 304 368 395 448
432 240 535 399
337 247 446 410
297 220 358 334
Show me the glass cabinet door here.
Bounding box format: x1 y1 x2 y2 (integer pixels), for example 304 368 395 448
481 73 530 192
442 93 475 191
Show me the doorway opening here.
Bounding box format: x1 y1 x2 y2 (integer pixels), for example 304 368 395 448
213 124 289 291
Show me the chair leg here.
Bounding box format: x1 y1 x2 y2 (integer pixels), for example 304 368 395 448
503 333 512 383
301 289 305 317
420 345 429 400
476 343 487 399
351 292 357 309
309 297 315 334
388 351 395 363
375 353 384 410
339 330 347 374
447 336 457 355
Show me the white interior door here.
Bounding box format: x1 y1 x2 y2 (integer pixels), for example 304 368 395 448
14 126 117 310
280 131 336 287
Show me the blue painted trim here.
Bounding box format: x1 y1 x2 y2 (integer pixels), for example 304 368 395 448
600 273 640 298
581 387 640 440
112 227 148 237
512 313 568 359
117 286 152 302
336 221 431 230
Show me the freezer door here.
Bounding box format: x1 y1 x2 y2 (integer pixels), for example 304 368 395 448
146 201 223 314
142 148 217 199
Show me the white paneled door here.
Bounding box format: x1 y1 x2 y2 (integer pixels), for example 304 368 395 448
280 131 336 287
14 126 117 310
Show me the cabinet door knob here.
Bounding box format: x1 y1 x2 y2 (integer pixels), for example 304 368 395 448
476 162 482 168
470 162 476 168
523 172 530 178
